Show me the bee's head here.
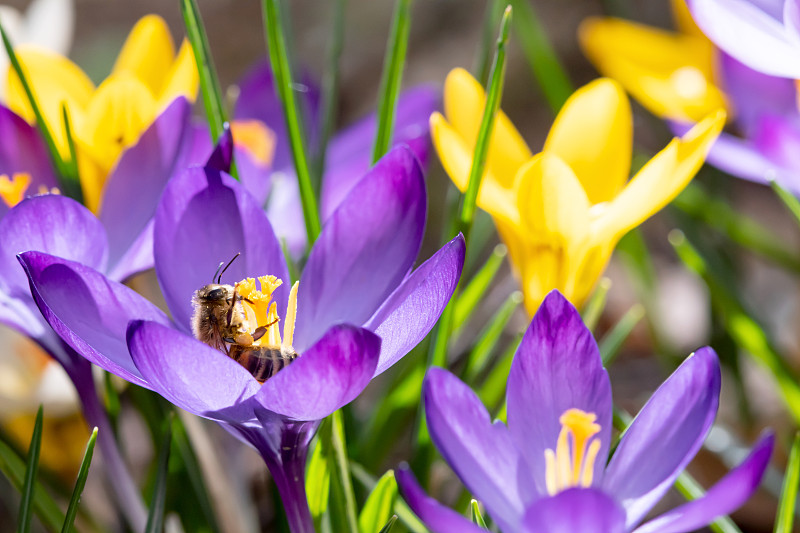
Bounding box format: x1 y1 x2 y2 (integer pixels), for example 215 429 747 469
196 284 233 303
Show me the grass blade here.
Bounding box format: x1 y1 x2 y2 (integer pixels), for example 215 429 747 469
180 0 227 143
145 415 173 533
358 470 397 533
262 0 321 246
350 462 426 533
61 428 98 533
371 0 413 163
18 406 44 533
329 411 358 533
771 179 800 230
377 515 398 533
581 278 612 332
470 500 487 527
0 23 80 201
463 291 522 384
599 304 645 366
458 5 512 240
452 244 508 334
474 0 507 84
506 0 573 114
775 432 800 533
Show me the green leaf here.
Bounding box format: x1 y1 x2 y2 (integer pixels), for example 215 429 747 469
506 0 573 114
262 0 321 246
477 335 521 411
377 515 398 533
452 244 508 334
61 427 98 533
329 411 359 533
469 500 487 528
18 406 44 533
581 278 612 332
473 0 507 85
463 291 522 384
350 462 427 533
314 0 346 182
0 436 64 532
179 0 227 143
307 437 331 521
59 104 80 187
599 304 644 366
775 432 800 533
371 0 413 163
145 414 174 533
0 22 81 201
458 5 512 239
358 470 398 533
771 179 800 231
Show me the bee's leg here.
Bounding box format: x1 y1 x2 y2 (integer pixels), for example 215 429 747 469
251 317 279 342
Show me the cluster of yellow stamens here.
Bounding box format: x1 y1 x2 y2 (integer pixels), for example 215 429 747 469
544 408 602 495
235 276 299 352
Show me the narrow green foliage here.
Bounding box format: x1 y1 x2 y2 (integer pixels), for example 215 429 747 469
453 244 508 334
330 411 359 533
0 22 81 201
474 0 507 84
507 0 573 113
478 335 521 411
145 415 174 533
372 0 413 163
459 6 512 240
377 515 398 533
670 230 800 423
463 291 522 384
180 0 228 143
599 304 644 366
307 437 332 523
581 278 612 332
18 406 44 533
60 104 81 190
350 463 427 533
775 432 800 533
0 437 65 532
315 0 347 181
771 179 800 230
358 470 397 533
470 500 487 528
61 428 98 533
262 0 321 245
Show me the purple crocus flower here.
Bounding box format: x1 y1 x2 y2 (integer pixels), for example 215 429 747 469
397 291 773 533
19 143 465 532
0 96 204 531
234 60 436 256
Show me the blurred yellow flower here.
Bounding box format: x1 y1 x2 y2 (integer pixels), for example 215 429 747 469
5 14 198 212
432 68 724 314
579 0 729 123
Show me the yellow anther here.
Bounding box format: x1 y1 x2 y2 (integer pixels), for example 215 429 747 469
0 173 32 207
234 276 299 352
231 120 276 166
544 408 602 495
283 281 299 350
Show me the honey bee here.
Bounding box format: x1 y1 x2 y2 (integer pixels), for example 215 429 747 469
191 254 297 382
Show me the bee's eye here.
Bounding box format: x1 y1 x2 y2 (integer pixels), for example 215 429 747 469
206 288 226 301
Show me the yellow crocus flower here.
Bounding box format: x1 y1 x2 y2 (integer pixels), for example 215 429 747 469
579 0 729 123
432 68 725 314
5 14 198 212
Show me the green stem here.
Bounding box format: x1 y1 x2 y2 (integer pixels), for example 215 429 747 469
329 411 359 533
315 0 347 184
262 0 321 246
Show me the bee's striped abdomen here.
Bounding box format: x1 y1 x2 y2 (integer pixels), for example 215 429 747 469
230 345 298 383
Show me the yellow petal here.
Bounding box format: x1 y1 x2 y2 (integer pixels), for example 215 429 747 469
593 109 725 242
157 39 199 107
6 47 94 156
671 0 706 38
77 74 158 177
543 78 632 204
579 17 728 123
231 119 276 166
430 112 519 227
443 68 532 189
112 14 175 97
75 146 105 214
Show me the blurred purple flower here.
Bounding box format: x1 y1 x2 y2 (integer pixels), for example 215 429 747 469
234 60 437 256
397 291 773 533
20 143 464 532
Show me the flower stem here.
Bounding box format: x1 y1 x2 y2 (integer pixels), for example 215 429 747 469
264 442 315 533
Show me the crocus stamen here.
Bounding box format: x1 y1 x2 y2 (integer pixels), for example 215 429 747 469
0 173 32 207
235 276 299 353
544 408 601 495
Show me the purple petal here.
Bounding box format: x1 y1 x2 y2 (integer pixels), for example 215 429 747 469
264 172 306 259
254 324 380 421
0 194 108 295
127 320 261 423
520 488 627 533
0 105 58 220
365 234 465 376
634 433 774 533
154 166 289 333
235 145 271 207
99 98 194 279
18 251 170 389
506 290 612 495
295 145 426 350
602 347 721 529
105 220 154 282
716 52 798 136
753 114 800 179
424 367 536 532
688 0 800 78
395 467 487 533
320 87 437 218
205 124 234 173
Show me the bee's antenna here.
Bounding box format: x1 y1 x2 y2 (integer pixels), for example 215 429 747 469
215 253 241 284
